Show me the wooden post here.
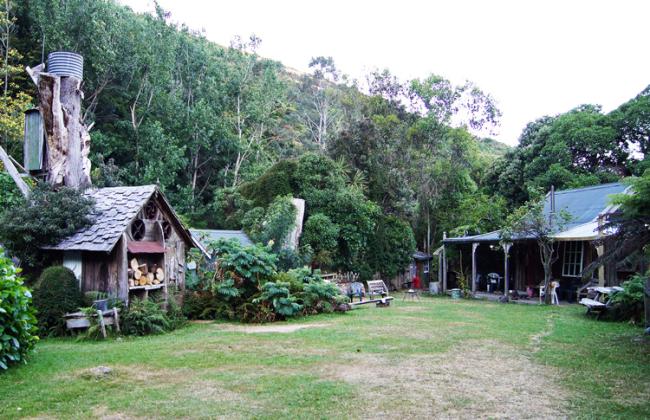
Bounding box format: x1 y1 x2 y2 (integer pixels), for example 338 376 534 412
97 310 107 339
596 245 605 287
0 145 30 197
503 242 512 296
471 242 479 293
117 234 129 304
442 232 448 293
113 307 120 333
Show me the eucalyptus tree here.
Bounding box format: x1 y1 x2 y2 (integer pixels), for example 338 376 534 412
224 35 287 187
296 56 344 150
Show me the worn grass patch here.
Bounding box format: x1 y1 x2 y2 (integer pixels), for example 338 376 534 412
0 296 648 419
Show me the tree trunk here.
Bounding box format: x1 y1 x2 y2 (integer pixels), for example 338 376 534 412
36 72 91 188
539 241 554 304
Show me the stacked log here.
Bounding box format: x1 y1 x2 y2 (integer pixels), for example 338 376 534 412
128 257 165 287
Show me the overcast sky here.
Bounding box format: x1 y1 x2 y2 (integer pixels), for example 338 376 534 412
121 0 650 145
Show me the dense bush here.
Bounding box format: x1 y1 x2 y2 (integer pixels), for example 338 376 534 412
367 215 416 279
32 266 84 335
240 160 299 208
253 195 297 252
0 250 38 370
183 239 347 323
607 273 647 323
120 298 170 336
253 282 302 320
0 184 94 270
0 172 24 216
300 281 346 314
302 213 339 268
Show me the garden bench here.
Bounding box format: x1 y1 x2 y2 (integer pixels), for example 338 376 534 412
366 280 389 299
64 307 121 338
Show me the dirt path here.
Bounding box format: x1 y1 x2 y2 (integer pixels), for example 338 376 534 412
325 339 567 419
211 322 331 334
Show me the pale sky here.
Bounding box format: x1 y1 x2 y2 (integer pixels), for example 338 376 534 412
121 0 650 145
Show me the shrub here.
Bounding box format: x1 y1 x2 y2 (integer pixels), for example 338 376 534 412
300 281 346 314
165 291 188 330
367 215 416 279
608 273 647 323
32 266 84 335
302 213 339 268
121 298 170 336
253 281 301 320
0 184 94 270
276 248 310 271
239 159 299 207
0 250 38 370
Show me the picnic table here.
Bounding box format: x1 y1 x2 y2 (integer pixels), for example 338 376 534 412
579 286 624 319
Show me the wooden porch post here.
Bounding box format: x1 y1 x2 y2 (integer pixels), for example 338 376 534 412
503 242 512 296
442 232 448 293
471 242 479 293
596 245 605 287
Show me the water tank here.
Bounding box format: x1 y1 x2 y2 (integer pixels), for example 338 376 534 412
47 51 83 80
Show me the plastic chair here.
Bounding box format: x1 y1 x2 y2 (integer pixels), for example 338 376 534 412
539 281 560 305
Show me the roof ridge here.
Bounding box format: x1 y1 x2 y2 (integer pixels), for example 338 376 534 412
553 182 623 195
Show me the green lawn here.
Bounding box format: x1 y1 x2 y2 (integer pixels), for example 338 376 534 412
1 295 648 419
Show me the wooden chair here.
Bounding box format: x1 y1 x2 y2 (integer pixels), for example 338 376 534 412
348 281 366 302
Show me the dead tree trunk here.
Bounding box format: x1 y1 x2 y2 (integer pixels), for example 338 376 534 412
27 66 91 188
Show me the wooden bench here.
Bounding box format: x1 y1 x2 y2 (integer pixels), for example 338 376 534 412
347 280 393 308
366 280 389 300
64 308 121 338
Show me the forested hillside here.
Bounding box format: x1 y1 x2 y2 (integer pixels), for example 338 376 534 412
1 0 648 277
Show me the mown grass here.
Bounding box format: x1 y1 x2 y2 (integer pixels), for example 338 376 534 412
0 295 648 419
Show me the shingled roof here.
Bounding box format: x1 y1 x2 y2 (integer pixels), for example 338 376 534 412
45 185 157 252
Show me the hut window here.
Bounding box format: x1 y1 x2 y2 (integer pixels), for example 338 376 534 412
562 241 583 277
161 220 172 240
131 219 146 241
145 201 158 219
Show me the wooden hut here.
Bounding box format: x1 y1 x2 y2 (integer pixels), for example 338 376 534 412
42 185 204 304
442 183 632 301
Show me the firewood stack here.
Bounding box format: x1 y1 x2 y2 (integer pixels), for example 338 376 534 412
128 258 165 287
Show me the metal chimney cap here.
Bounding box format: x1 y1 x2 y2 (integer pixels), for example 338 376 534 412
47 51 84 80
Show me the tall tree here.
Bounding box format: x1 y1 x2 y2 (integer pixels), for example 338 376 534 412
224 35 286 187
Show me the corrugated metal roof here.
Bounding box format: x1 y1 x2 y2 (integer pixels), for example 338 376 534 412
190 229 254 248
543 182 627 229
444 182 627 244
44 185 157 252
413 251 433 261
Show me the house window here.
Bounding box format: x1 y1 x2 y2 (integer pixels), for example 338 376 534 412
562 241 584 277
